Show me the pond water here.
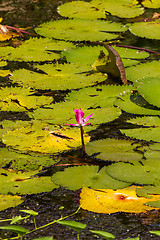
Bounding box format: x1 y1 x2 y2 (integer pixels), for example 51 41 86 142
0 0 160 239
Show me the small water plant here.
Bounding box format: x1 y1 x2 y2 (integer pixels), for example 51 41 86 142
67 108 93 157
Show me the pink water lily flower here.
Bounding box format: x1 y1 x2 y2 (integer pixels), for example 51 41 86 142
67 108 93 127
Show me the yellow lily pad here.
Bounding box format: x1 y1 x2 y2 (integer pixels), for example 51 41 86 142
0 194 23 211
80 186 160 214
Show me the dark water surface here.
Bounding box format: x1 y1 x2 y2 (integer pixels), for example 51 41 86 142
0 1 160 239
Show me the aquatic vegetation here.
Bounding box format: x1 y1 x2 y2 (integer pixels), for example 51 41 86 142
0 0 160 238
80 186 160 213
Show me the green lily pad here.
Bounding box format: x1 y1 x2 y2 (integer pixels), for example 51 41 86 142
121 116 160 142
0 38 74 62
0 148 58 170
0 86 53 111
35 19 127 42
0 194 23 211
128 19 160 40
11 63 107 90
106 160 160 185
2 120 90 154
91 0 144 18
52 165 130 190
114 90 160 115
57 1 106 20
62 45 149 68
142 0 160 8
86 138 143 162
136 184 160 198
0 169 58 195
31 85 128 129
126 61 160 83
134 77 160 108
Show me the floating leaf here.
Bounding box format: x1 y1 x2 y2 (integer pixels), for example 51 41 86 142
57 220 86 233
52 165 130 190
142 0 160 8
126 61 160 83
0 168 58 195
90 230 115 239
86 139 143 162
114 90 160 115
80 186 160 214
0 86 53 111
35 19 127 42
2 120 90 154
134 77 160 108
91 0 144 18
0 148 58 170
0 38 74 62
106 160 160 185
128 20 160 40
121 127 160 142
0 195 23 211
11 63 107 90
62 45 149 68
31 85 126 129
57 1 106 19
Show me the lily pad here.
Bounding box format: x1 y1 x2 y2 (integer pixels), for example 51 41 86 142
2 120 90 154
142 0 160 8
0 169 58 195
0 86 53 111
91 0 144 18
121 116 160 142
0 38 74 62
57 1 106 20
0 148 58 170
114 90 160 115
0 194 23 211
128 20 160 40
126 61 160 83
80 186 160 214
11 63 107 90
62 45 149 68
35 19 127 42
86 138 143 162
106 160 160 185
134 77 160 108
52 165 130 190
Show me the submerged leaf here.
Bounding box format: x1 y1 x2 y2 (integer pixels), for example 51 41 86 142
0 225 29 235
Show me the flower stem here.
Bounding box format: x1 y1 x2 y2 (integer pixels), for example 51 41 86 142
80 125 85 158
